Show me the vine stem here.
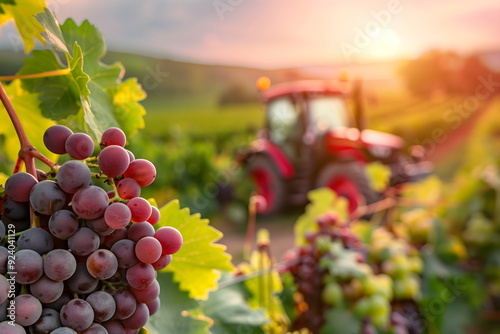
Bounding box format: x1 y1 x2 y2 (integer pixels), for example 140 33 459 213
0 68 71 82
1 81 58 228
0 81 57 172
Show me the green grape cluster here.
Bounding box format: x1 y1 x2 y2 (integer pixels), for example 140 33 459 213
282 211 423 334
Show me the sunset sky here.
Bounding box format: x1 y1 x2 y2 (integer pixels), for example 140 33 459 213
7 1 500 69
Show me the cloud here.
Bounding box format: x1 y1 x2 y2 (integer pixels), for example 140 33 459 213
2 0 499 68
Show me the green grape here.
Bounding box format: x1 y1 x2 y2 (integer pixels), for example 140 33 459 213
393 274 420 300
322 282 343 306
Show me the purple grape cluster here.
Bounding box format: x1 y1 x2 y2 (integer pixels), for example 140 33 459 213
0 126 183 333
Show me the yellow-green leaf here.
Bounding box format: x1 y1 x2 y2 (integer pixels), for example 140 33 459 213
0 0 47 53
108 78 146 138
0 80 57 164
160 200 234 300
294 188 348 245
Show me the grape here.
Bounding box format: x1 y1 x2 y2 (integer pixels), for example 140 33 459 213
68 227 100 256
49 210 79 240
126 263 156 290
86 291 116 323
1 215 30 232
60 298 94 332
15 293 43 326
135 236 162 264
0 321 25 333
0 275 8 304
121 302 149 330
30 275 64 303
0 223 5 245
146 298 160 316
14 249 43 284
111 289 137 320
147 206 160 225
44 249 77 281
116 178 141 200
65 132 94 160
85 216 115 236
127 222 154 243
0 299 7 322
155 226 183 255
86 249 118 280
126 150 135 162
37 168 48 181
127 197 152 223
104 202 131 229
66 263 99 294
98 145 130 178
72 186 109 220
102 320 126 334
103 228 128 248
101 127 126 147
18 227 54 255
131 279 160 304
81 323 109 334
43 293 72 312
152 254 172 270
3 198 29 220
44 125 74 154
0 246 8 275
33 308 62 334
50 328 78 333
123 159 156 187
111 239 139 269
57 160 92 194
4 172 38 202
30 180 67 215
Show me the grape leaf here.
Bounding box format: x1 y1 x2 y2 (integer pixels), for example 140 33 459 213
0 0 15 15
147 272 211 334
34 7 67 52
17 13 145 140
0 80 57 163
0 0 46 53
159 200 235 300
203 273 267 334
294 188 348 245
320 309 361 334
108 78 147 138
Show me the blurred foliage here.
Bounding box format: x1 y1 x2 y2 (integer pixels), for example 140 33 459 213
400 49 496 97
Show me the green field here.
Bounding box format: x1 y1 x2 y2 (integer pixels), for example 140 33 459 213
144 97 264 137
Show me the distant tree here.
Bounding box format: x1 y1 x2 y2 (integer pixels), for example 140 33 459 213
400 49 462 97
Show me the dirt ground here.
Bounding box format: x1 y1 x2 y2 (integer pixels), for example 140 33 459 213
218 212 301 264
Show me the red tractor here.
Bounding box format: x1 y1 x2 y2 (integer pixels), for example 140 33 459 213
238 77 431 215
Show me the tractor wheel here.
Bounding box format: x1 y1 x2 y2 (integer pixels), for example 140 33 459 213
246 155 286 215
315 162 377 214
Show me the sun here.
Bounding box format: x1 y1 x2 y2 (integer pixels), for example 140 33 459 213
364 28 403 61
